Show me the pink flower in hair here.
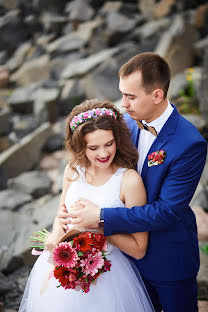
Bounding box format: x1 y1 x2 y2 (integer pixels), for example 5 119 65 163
83 112 89 119
95 109 100 115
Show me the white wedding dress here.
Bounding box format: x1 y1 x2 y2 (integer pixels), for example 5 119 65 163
18 167 155 312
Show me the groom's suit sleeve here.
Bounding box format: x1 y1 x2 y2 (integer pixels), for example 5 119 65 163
104 138 207 236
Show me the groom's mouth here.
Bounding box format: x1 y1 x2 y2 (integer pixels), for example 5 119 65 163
96 156 110 163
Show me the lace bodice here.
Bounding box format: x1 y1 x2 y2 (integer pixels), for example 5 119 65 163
65 166 127 230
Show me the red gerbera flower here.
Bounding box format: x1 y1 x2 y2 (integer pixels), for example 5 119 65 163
73 232 94 252
92 233 106 250
54 266 71 287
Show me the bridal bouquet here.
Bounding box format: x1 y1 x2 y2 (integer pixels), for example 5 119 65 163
30 230 111 293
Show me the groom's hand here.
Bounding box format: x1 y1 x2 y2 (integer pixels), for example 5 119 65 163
69 199 101 229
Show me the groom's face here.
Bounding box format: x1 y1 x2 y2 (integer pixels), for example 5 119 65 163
119 71 156 123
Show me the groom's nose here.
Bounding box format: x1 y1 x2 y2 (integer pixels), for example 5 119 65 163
121 95 129 108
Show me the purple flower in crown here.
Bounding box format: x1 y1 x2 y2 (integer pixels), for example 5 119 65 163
78 114 83 122
89 110 94 118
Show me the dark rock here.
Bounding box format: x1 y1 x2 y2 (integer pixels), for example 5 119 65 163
195 4 208 37
32 0 69 13
43 133 64 152
0 10 31 54
155 14 199 76
8 170 52 199
3 256 24 275
32 87 60 123
105 11 138 45
61 47 119 79
0 272 12 295
0 107 12 135
0 136 13 153
0 189 32 211
5 42 32 73
82 58 121 101
50 52 84 80
8 83 40 114
0 51 7 65
0 122 52 178
0 66 9 89
199 50 208 124
12 114 40 139
40 12 68 34
10 55 51 86
0 167 7 190
59 79 85 115
65 0 95 23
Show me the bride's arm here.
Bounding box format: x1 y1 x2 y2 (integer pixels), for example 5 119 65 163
44 165 73 250
107 169 148 260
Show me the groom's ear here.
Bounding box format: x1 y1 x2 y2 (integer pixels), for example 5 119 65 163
153 89 164 104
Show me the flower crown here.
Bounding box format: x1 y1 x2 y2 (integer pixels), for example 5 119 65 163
70 107 118 132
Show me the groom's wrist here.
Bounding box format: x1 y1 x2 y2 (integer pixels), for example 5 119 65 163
99 208 104 228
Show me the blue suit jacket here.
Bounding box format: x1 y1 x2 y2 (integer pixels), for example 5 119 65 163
104 105 207 281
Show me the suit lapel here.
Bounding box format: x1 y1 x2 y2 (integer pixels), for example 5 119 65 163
141 105 179 180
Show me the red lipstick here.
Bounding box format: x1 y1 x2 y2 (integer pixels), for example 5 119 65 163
96 156 110 163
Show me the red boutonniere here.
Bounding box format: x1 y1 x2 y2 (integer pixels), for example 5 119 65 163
148 150 166 167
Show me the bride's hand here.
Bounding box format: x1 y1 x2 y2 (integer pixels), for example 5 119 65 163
44 232 62 251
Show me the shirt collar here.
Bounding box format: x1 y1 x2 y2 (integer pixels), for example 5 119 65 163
142 100 173 134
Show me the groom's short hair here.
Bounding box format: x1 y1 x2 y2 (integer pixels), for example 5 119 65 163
119 52 171 98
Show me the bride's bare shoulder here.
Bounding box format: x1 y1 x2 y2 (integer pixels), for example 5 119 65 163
64 164 75 181
123 169 143 187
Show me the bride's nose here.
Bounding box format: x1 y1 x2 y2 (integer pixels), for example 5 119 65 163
98 148 108 158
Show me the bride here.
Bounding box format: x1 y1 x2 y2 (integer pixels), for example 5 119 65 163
18 99 155 312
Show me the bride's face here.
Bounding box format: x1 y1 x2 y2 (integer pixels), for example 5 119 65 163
84 129 116 169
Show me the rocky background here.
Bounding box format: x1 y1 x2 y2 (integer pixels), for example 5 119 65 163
0 0 208 311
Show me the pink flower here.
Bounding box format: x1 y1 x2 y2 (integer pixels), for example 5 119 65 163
53 242 79 268
83 112 89 119
103 260 111 272
95 108 100 115
80 251 104 276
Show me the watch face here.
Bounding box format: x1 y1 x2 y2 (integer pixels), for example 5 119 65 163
99 220 104 228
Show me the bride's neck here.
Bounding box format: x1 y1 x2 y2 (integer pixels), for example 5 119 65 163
85 164 118 185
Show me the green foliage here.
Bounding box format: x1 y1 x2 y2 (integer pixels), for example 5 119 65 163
200 244 208 255
177 68 200 114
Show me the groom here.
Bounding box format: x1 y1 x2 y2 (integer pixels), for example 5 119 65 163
59 53 207 311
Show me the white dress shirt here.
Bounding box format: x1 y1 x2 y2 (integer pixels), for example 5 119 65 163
137 101 173 174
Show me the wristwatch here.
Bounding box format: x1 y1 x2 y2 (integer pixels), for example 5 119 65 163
98 208 104 228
